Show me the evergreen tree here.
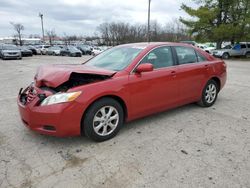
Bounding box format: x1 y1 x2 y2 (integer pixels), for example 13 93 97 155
180 0 250 48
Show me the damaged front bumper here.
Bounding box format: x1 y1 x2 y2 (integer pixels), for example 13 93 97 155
17 84 85 137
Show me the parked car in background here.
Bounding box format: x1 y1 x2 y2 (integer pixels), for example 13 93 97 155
0 44 22 60
60 46 82 57
47 46 63 56
18 42 227 142
92 47 103 56
213 43 250 59
76 45 92 55
39 45 51 55
26 45 41 55
197 44 216 54
18 46 33 57
180 41 198 46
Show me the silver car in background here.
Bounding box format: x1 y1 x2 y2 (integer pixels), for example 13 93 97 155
213 43 250 59
0 44 22 60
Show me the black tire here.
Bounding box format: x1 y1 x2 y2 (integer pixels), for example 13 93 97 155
246 52 250 58
83 98 124 142
222 53 230 59
198 80 219 107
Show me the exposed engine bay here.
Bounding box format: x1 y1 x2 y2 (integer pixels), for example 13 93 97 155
54 72 112 92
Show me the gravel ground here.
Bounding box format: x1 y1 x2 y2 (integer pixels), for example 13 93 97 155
0 56 249 188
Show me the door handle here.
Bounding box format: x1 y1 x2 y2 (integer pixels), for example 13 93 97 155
170 71 177 77
204 64 209 70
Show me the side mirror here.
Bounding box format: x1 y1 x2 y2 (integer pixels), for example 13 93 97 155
136 63 153 73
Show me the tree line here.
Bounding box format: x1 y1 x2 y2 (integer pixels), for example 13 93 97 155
9 0 250 48
97 19 191 46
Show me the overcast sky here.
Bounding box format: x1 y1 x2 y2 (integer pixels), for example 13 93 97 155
0 0 195 37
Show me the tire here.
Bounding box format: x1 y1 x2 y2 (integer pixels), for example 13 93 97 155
198 80 219 107
246 52 250 58
83 98 124 142
222 53 230 59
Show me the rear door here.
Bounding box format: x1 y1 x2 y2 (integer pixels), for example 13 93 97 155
128 46 179 118
174 46 211 103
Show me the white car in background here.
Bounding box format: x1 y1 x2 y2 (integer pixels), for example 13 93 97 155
39 45 51 55
197 44 216 54
92 47 103 56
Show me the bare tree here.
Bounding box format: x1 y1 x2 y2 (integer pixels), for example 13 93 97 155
97 20 191 45
46 30 57 45
10 22 24 46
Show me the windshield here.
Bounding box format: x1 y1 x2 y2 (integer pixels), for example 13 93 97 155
50 46 61 50
68 46 78 51
85 46 143 71
3 45 19 50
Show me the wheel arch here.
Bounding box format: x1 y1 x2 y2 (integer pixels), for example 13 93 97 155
80 95 128 135
210 76 221 91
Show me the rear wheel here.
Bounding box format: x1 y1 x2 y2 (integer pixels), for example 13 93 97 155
198 80 219 107
83 98 124 142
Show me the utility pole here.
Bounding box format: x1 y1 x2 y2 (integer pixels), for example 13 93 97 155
147 0 151 43
39 13 45 43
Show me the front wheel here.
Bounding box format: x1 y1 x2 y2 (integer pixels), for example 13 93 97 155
222 53 230 59
198 80 219 107
245 52 250 58
83 98 124 142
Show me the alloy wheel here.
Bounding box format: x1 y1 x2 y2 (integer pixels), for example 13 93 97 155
93 106 119 136
205 83 217 104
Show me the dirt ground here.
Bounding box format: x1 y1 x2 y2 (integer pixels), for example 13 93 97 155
0 56 249 188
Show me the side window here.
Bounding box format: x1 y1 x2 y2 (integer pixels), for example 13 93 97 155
141 46 174 69
175 46 197 65
196 51 207 62
241 44 246 49
247 44 250 48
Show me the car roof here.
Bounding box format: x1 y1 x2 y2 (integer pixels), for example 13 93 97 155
118 42 194 49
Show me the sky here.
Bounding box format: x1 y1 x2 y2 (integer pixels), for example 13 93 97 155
0 0 195 37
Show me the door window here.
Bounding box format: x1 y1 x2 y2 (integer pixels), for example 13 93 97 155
240 44 246 49
140 46 174 69
175 46 197 65
196 51 207 62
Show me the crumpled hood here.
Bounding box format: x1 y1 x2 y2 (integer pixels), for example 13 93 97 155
35 64 116 88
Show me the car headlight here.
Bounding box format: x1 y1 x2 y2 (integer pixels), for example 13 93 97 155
40 91 82 106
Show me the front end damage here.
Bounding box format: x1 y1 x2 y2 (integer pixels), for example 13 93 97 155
17 69 115 137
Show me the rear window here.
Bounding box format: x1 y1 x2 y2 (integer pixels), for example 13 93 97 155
196 51 207 62
175 46 197 64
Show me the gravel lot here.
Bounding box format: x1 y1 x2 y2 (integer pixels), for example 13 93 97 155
0 56 250 188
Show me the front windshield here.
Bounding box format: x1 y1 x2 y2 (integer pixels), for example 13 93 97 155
68 46 78 51
3 45 19 50
51 46 61 50
85 47 143 71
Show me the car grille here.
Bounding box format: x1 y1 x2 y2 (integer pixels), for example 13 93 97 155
26 88 36 103
8 52 18 55
20 85 37 105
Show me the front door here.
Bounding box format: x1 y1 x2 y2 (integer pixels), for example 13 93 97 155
128 46 179 119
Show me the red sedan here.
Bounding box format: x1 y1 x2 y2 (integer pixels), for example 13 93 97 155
18 42 227 141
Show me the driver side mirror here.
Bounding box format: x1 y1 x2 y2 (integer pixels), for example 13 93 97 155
136 63 153 73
